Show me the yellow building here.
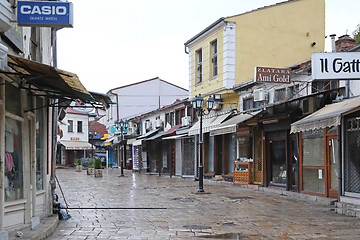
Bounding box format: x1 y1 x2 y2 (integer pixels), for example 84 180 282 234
184 0 325 104
185 0 325 182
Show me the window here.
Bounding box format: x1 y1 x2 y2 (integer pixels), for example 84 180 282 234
68 120 73 132
287 85 299 99
210 40 218 77
196 49 202 84
77 121 83 133
275 88 286 102
175 108 186 125
243 97 261 111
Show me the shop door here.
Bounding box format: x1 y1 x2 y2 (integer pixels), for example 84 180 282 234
253 139 263 184
289 138 299 191
268 139 286 186
215 135 222 175
326 136 338 198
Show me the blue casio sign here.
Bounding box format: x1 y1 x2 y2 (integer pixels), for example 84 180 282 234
17 1 73 27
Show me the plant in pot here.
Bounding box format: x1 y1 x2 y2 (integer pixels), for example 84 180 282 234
87 159 95 175
75 159 82 172
94 158 103 177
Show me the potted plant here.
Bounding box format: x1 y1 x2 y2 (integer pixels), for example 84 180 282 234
75 159 82 172
87 159 95 175
94 158 103 177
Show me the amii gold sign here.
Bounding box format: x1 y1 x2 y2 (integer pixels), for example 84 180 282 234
255 67 291 84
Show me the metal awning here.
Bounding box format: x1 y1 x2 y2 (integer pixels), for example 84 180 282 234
137 128 160 139
188 112 232 136
146 131 164 140
5 55 94 103
290 96 360 133
210 110 262 136
163 124 181 136
58 140 94 150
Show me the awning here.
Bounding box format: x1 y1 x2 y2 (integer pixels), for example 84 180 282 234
163 124 181 136
58 140 94 150
6 55 94 103
188 112 232 135
104 136 115 146
137 128 160 139
162 134 188 140
290 96 360 133
210 111 262 136
146 131 164 140
95 153 107 157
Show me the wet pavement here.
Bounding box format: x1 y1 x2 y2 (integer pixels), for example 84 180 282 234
47 168 360 239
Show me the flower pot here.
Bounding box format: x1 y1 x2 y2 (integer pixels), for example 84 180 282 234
76 165 82 172
87 168 95 175
95 169 103 177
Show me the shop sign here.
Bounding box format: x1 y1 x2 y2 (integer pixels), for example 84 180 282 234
17 1 73 27
312 52 360 80
255 67 291 84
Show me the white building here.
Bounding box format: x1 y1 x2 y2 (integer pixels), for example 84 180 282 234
57 107 93 166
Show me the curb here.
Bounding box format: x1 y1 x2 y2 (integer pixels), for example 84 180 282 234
9 215 59 240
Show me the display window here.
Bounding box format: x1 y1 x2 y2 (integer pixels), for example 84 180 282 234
5 117 23 201
35 98 44 190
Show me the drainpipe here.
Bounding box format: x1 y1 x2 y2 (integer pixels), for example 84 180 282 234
337 124 342 202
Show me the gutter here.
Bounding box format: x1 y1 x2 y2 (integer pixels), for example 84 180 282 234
184 17 225 54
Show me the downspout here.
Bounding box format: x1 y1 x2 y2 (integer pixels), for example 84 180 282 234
337 123 343 202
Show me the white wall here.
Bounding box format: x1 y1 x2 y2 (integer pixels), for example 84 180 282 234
59 112 89 142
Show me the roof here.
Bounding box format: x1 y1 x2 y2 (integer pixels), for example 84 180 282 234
184 0 297 46
89 121 106 138
65 107 89 115
6 55 94 103
107 77 188 93
291 96 360 133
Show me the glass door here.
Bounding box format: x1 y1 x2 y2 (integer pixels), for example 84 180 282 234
269 139 286 185
327 136 338 198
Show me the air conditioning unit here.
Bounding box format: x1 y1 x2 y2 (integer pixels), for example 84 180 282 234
155 118 162 128
254 89 265 102
181 116 192 127
145 121 152 130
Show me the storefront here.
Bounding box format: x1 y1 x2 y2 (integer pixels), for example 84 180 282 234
57 140 94 166
291 96 360 200
1 55 94 231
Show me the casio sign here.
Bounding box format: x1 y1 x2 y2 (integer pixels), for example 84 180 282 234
20 5 67 16
17 1 73 28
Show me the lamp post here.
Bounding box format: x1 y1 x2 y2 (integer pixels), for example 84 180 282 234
115 119 127 177
192 94 214 193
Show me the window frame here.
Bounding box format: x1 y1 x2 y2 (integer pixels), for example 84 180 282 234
196 48 203 84
77 121 83 133
68 120 73 132
210 39 218 78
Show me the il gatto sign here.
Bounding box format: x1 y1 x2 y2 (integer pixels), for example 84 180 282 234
312 52 360 80
255 67 291 84
17 1 73 28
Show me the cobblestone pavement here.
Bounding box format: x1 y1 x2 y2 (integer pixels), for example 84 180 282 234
47 168 360 239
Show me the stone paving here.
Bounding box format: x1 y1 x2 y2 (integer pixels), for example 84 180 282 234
47 168 360 239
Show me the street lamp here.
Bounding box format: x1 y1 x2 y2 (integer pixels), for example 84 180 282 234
115 119 128 177
192 94 214 193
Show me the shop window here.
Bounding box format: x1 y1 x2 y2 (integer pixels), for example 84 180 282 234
237 135 252 161
302 129 325 194
228 134 236 173
77 121 82 133
210 40 218 78
208 136 214 172
275 88 286 102
196 48 203 84
5 117 23 201
68 120 73 132
5 82 21 116
35 98 44 190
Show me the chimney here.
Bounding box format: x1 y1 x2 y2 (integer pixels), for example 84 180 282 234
335 35 356 52
330 34 336 52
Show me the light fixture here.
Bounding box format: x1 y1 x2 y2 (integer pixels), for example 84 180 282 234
192 94 203 110
206 97 215 112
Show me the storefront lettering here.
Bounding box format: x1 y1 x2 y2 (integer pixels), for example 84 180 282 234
255 67 291 84
318 58 360 74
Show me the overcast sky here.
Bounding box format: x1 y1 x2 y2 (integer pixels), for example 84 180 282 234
56 0 360 94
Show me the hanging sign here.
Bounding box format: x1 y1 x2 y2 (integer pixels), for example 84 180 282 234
17 1 73 27
255 67 291 84
312 52 360 80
